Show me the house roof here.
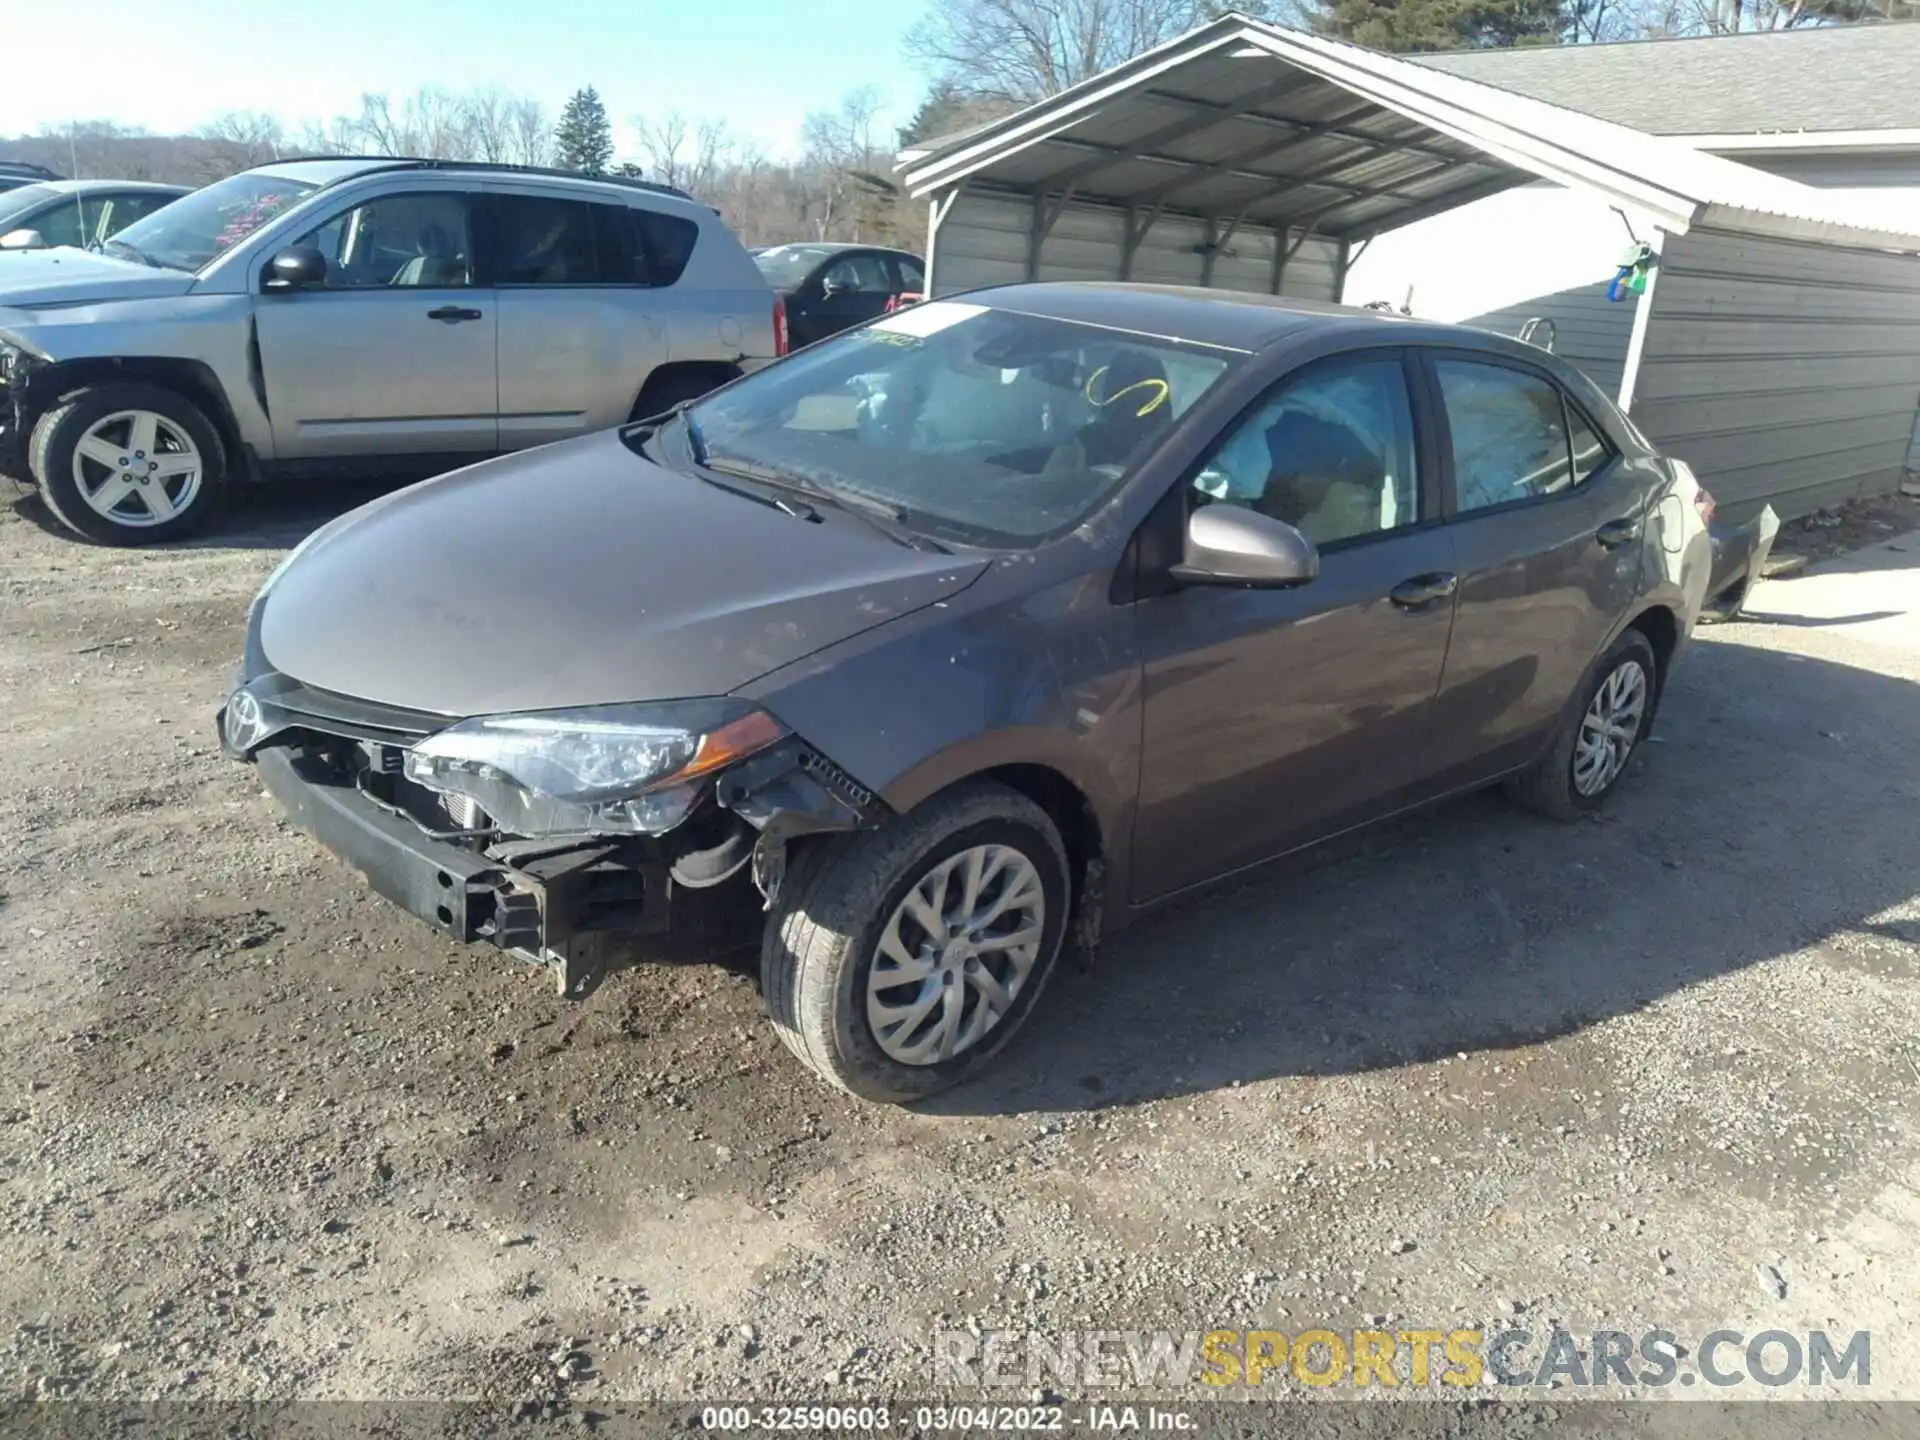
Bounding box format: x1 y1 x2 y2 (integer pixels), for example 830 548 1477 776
1417 23 1920 138
897 15 1920 251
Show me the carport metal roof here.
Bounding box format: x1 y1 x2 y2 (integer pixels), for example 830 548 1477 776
896 13 1920 253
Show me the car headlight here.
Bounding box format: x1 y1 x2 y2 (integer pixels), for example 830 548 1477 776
403 700 786 837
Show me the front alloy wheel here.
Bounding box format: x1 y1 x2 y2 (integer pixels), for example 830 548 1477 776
762 780 1070 1103
866 843 1047 1066
31 381 228 545
69 410 204 528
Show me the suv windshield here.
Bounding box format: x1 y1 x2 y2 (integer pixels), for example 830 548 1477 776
107 173 317 272
688 300 1241 546
753 244 845 288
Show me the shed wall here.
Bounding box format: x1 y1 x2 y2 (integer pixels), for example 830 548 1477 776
1629 226 1920 522
927 190 1344 302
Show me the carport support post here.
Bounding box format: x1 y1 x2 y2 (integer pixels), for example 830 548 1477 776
1121 205 1162 281
1616 228 1668 413
1027 187 1074 281
923 183 965 298
1332 240 1352 306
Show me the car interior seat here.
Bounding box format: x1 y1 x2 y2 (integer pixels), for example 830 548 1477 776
389 221 467 288
1079 350 1175 470
1256 411 1385 543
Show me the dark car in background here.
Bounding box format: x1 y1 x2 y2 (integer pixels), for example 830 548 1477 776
0 179 190 251
0 161 62 195
222 283 1719 1105
753 242 924 347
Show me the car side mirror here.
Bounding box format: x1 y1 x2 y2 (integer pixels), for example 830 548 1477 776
1170 505 1319 589
0 229 44 250
820 274 847 298
264 245 327 292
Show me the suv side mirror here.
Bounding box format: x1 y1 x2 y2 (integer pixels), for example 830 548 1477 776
0 228 44 250
264 245 327 292
1170 505 1319 589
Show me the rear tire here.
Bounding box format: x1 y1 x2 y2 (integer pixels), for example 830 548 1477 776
32 382 227 545
761 781 1070 1104
1505 629 1659 821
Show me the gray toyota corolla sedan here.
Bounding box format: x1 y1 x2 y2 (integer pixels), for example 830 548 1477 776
220 283 1717 1103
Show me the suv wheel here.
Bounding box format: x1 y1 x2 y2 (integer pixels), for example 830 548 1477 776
31 383 227 545
761 781 1070 1103
1506 628 1659 821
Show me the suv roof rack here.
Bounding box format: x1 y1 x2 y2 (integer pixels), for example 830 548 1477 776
0 161 62 180
264 154 693 202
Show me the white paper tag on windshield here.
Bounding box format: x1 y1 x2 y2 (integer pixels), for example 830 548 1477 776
871 300 987 338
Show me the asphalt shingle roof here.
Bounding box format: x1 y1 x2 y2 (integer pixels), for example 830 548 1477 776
1416 22 1920 136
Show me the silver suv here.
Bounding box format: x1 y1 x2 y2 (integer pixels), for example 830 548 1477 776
0 158 782 544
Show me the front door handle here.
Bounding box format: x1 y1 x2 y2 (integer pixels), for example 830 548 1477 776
427 305 483 323
1596 517 1643 549
1389 572 1458 611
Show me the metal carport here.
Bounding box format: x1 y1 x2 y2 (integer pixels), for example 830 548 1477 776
896 14 1920 522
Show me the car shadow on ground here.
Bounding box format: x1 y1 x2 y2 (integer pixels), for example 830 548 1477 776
921 633 1920 1116
7 473 419 552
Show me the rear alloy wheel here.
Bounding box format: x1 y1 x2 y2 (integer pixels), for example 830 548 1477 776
1505 628 1659 821
761 781 1070 1103
32 383 226 544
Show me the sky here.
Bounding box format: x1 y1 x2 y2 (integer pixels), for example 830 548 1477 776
0 0 922 159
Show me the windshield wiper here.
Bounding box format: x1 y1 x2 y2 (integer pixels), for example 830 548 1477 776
102 237 161 269
697 444 950 554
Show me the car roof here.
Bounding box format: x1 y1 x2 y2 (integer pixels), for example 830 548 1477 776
757 242 920 260
962 281 1542 357
243 156 699 209
41 179 190 196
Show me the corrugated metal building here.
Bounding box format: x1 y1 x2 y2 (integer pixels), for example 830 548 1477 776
898 16 1920 524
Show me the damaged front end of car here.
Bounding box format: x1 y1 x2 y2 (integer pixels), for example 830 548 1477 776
218 670 889 998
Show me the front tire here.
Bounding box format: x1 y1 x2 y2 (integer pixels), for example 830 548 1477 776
31 382 227 545
761 781 1070 1103
1505 628 1659 821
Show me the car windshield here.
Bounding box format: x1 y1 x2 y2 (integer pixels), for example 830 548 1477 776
753 244 845 288
0 184 59 230
687 300 1241 546
106 173 316 272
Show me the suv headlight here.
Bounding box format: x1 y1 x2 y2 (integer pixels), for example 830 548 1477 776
403 700 786 837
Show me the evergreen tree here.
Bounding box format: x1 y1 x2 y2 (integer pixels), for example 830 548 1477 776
1312 0 1566 50
554 87 614 175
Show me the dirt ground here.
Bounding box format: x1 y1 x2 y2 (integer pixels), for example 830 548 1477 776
2 478 1918 1411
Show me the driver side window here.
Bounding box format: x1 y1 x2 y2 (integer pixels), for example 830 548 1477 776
291 192 474 289
1191 353 1420 549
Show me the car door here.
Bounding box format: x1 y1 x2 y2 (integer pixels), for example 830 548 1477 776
18 195 84 249
252 188 497 460
1415 349 1648 785
479 188 672 449
792 251 896 346
1131 348 1460 901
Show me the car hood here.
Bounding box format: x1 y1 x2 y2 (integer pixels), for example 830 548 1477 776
0 247 196 307
258 429 990 717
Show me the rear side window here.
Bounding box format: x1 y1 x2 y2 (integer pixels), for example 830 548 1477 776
1567 405 1612 485
1434 358 1578 513
27 197 84 248
629 206 699 287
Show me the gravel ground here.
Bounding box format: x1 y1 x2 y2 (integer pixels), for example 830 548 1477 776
2 480 1917 1409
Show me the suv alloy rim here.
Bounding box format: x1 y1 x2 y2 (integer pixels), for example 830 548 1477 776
71 410 202 526
866 843 1047 1066
1573 658 1648 797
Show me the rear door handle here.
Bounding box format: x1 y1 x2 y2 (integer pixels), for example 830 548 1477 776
1596 517 1642 548
1389 572 1458 611
427 306 483 323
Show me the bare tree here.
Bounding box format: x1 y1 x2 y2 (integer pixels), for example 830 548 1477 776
905 0 1211 104
200 111 285 170
462 88 514 164
506 99 552 167
633 111 735 195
